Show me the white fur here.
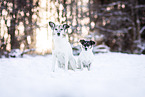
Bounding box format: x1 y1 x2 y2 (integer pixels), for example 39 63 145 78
77 48 94 71
50 22 76 72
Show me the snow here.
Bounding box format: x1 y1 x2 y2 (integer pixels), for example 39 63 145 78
0 52 145 97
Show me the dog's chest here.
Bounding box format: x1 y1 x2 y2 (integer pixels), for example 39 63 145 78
79 51 94 65
53 37 71 63
53 37 70 50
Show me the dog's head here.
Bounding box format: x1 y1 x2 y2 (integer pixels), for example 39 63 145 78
49 21 69 38
80 40 95 51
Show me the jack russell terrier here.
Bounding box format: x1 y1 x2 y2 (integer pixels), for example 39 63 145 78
77 40 95 71
49 21 76 72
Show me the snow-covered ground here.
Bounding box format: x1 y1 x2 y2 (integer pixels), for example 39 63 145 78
0 52 145 97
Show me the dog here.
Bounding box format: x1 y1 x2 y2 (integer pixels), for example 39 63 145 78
49 21 76 72
77 40 95 71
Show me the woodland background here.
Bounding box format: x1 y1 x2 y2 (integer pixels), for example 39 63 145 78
0 0 145 57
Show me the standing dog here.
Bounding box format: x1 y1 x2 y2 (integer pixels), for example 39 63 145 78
49 22 76 72
77 40 95 71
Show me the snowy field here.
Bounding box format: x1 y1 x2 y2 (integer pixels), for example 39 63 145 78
0 52 145 97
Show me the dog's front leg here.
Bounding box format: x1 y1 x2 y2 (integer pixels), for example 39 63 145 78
52 51 56 72
80 61 83 70
65 54 68 71
87 63 91 71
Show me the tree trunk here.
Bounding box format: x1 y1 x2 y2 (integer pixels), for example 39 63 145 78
9 0 20 49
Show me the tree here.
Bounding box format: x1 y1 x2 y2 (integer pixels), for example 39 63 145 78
89 0 145 53
0 0 39 57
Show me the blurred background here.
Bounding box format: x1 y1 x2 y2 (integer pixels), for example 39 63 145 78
0 0 145 57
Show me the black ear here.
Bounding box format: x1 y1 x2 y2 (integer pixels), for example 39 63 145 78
49 22 55 28
80 40 85 45
90 40 95 45
63 24 70 29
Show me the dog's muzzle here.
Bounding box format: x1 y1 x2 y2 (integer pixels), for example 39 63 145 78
57 33 60 36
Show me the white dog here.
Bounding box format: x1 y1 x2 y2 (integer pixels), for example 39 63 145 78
77 40 95 71
49 21 76 72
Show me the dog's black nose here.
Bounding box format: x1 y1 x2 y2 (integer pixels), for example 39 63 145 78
85 48 87 51
57 33 60 36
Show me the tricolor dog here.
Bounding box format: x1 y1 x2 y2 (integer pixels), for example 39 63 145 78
49 22 76 72
77 40 95 71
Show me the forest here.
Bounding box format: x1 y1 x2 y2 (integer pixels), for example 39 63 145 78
0 1 145 97
0 0 145 57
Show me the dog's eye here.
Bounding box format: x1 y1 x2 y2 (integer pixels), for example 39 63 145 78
83 45 86 48
87 44 90 46
55 28 57 30
60 29 63 30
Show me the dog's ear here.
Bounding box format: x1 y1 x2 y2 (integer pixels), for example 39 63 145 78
90 40 95 45
63 24 70 29
49 22 55 29
80 40 85 45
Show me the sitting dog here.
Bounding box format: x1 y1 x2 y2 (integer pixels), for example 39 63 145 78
77 40 95 71
49 21 76 72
